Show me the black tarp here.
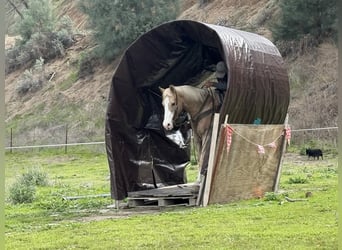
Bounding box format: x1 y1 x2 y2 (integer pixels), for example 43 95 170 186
105 20 290 200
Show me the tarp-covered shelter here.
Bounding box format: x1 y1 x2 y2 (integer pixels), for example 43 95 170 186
105 20 290 200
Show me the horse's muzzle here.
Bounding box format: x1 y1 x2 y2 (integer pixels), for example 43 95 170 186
163 122 173 130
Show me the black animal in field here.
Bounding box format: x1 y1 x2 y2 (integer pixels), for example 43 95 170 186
306 149 323 160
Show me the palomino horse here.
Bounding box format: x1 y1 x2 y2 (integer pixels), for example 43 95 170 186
159 85 220 181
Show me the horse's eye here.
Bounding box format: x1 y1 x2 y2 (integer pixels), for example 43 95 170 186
171 102 176 106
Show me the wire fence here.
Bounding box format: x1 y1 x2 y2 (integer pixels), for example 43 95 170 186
290 126 338 148
5 124 105 153
5 126 338 153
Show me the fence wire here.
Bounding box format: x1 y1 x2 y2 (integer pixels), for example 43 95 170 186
5 126 338 152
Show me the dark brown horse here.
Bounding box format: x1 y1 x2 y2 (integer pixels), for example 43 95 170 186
160 85 220 181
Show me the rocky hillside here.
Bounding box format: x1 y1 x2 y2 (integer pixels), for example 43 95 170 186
5 0 337 146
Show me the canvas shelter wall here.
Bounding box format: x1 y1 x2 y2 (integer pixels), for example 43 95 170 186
207 124 285 205
105 20 290 200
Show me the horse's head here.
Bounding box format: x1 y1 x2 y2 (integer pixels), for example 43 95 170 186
159 85 182 130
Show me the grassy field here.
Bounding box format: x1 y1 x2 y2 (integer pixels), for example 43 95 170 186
5 148 338 249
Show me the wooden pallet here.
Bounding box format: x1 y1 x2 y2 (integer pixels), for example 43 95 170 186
128 196 197 207
127 183 199 208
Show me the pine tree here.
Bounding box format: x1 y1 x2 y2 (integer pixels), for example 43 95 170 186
79 0 180 61
272 0 337 42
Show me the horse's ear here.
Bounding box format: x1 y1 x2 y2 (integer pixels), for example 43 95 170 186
169 85 176 94
159 87 165 94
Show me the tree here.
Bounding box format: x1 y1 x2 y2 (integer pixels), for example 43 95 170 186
79 0 180 60
272 0 337 42
16 0 56 42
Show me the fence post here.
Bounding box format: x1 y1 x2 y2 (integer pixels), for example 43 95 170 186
10 128 13 153
65 125 68 154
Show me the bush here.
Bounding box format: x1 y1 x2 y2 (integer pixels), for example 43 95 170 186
26 32 66 60
6 46 31 74
15 57 46 96
288 176 308 184
8 167 49 204
6 32 70 75
56 16 75 48
264 192 282 201
8 178 36 204
78 52 97 79
21 167 49 186
16 0 56 42
6 1 75 75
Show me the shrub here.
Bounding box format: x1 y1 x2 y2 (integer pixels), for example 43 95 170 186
26 32 66 60
78 52 97 79
8 167 49 204
57 29 74 48
288 176 308 184
264 192 282 201
6 46 30 74
16 0 56 42
56 15 75 48
15 57 46 96
6 32 69 75
21 167 49 186
16 69 38 95
8 178 36 204
6 1 75 75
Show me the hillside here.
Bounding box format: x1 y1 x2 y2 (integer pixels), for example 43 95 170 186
5 0 337 147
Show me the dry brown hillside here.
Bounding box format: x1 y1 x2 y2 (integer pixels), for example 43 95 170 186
5 0 337 146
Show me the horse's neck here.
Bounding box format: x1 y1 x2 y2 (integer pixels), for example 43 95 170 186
177 86 209 117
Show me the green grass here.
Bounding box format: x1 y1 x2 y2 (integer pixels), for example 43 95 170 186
5 150 338 249
58 71 78 91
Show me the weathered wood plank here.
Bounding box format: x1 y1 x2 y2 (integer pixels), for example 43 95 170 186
127 183 199 198
201 113 220 206
273 114 289 192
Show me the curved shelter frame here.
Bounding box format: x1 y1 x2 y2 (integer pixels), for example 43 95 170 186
105 20 289 200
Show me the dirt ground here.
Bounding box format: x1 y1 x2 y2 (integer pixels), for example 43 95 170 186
77 207 164 222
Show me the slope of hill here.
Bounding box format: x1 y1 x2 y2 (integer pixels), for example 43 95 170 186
5 0 337 146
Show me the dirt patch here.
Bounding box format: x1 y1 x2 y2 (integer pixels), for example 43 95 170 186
5 35 20 49
77 206 189 222
283 152 332 166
